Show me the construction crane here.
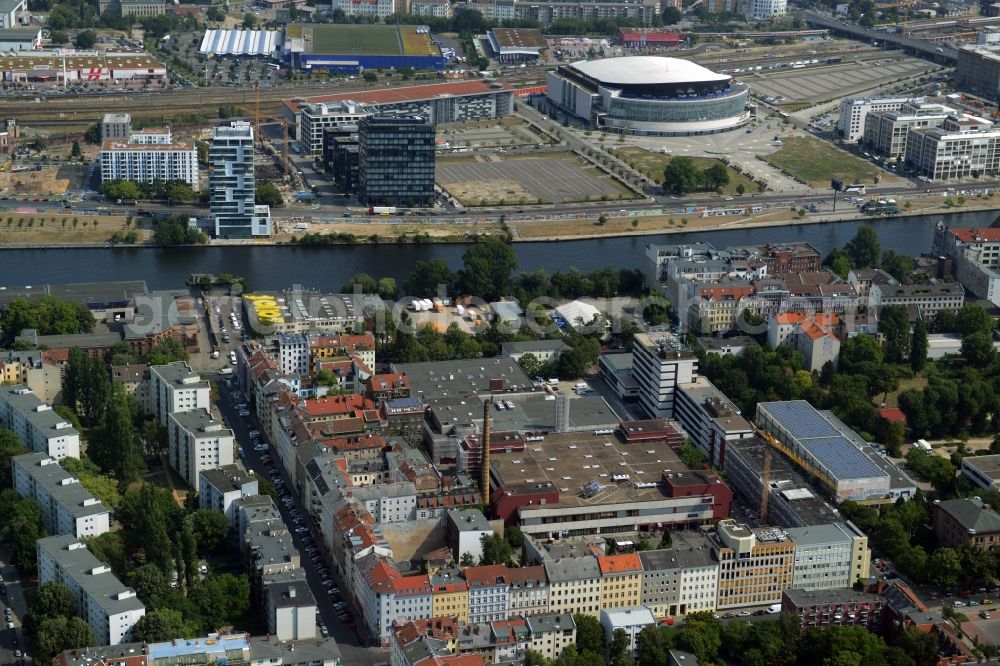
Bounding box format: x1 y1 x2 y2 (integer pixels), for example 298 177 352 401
757 425 837 522
253 80 262 146
282 117 291 178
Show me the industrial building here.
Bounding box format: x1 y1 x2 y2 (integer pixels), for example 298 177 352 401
282 23 444 72
547 56 751 135
286 81 514 156
957 45 1000 100
0 52 166 86
756 401 895 503
960 453 1000 489
0 27 40 51
486 28 547 61
199 29 283 57
0 0 26 29
243 290 381 334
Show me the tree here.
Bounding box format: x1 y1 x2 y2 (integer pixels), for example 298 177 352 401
342 273 378 294
242 11 257 27
187 509 230 555
74 30 97 49
460 552 476 567
662 5 682 23
479 532 514 566
147 338 189 365
573 614 606 655
59 457 122 509
34 615 95 665
29 582 76 621
130 564 169 607
911 317 928 373
518 352 545 379
895 627 939 666
702 163 730 191
458 237 517 301
663 156 701 194
927 547 962 587
824 248 853 280
377 277 397 300
961 331 996 367
879 305 911 364
610 629 631 666
0 489 46 571
70 141 82 159
679 439 705 469
504 525 523 553
955 303 994 337
0 295 94 343
403 259 455 297
131 608 199 643
188 574 250 631
116 484 183 575
255 182 283 206
92 383 141 489
84 532 128 578
845 224 881 269
49 29 68 44
0 429 27 489
362 71 378 83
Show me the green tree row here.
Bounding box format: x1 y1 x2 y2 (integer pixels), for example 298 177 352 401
0 295 94 344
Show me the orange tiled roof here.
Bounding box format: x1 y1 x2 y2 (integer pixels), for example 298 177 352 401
597 552 642 575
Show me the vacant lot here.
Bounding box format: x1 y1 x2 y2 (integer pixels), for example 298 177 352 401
761 137 880 187
0 164 88 195
0 211 144 245
437 154 631 205
613 147 759 194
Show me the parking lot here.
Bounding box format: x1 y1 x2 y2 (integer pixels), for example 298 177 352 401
748 56 937 105
438 118 548 150
436 155 627 205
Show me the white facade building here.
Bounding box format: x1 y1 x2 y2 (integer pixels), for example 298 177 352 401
149 362 210 426
100 139 199 188
36 535 145 646
906 114 1000 181
331 0 397 18
631 332 698 419
265 579 317 641
277 332 310 376
410 0 451 16
599 607 657 657
199 464 259 528
168 409 235 487
12 453 111 539
838 96 911 143
748 0 785 18
297 101 373 156
210 121 270 238
786 522 871 592
0 385 80 459
674 376 754 467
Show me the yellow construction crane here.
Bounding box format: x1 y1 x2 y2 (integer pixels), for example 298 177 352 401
253 80 262 146
757 425 836 522
282 117 290 177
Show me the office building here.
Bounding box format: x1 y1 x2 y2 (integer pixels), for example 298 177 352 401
100 137 199 188
101 113 131 141
869 282 965 318
37 535 145 645
933 497 1000 549
960 453 1000 490
199 464 259 527
599 607 656 657
712 519 795 610
631 332 698 419
168 409 235 487
12 452 111 538
957 45 1000 100
838 96 911 143
301 101 372 158
786 522 871 591
905 114 1000 181
210 121 270 238
149 362 210 426
358 115 435 206
0 385 80 459
862 101 955 160
673 376 754 467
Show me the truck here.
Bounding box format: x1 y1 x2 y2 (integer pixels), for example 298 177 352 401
768 604 781 614
370 206 397 215
916 439 932 453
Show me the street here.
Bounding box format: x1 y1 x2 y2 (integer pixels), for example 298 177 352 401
212 372 388 665
0 553 30 666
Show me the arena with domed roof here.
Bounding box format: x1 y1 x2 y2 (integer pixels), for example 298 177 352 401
546 55 751 136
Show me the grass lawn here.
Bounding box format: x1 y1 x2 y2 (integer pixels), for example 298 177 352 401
309 24 402 55
761 136 880 187
612 147 758 194
0 212 145 245
883 376 928 408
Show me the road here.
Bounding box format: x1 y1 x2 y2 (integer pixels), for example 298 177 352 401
0 553 29 666
801 11 958 62
212 373 388 665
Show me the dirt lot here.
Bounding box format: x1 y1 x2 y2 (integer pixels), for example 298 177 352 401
273 219 505 242
0 164 88 196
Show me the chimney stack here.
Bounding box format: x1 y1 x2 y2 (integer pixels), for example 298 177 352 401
482 398 492 507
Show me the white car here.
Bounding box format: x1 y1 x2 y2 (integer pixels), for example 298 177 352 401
6 621 14 629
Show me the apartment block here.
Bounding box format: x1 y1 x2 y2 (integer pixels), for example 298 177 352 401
0 384 80 459
933 497 1000 549
37 535 146 645
544 556 602 618
11 452 111 538
786 522 871 591
712 519 795 610
524 613 575 662
933 225 1000 306
265 577 317 641
638 545 718 618
210 121 270 238
277 332 310 375
149 362 210 426
168 409 234 487
506 565 549 617
631 332 698 419
101 113 131 141
331 0 397 18
410 0 452 16
447 508 493 564
430 567 469 623
782 588 885 631
599 607 656 658
99 137 199 188
199 464 259 528
597 553 643 610
465 565 510 625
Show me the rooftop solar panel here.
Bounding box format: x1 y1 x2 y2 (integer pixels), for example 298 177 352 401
804 436 886 481
760 400 839 439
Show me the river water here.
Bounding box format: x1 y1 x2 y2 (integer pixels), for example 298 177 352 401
2 210 998 290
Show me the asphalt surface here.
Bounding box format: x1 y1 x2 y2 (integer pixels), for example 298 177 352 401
212 373 388 665
0 554 29 666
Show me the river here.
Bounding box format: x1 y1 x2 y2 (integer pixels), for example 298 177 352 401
2 210 998 290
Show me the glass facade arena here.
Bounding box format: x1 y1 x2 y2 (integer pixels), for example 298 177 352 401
604 86 749 125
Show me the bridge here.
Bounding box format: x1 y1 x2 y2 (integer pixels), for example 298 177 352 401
801 11 958 63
